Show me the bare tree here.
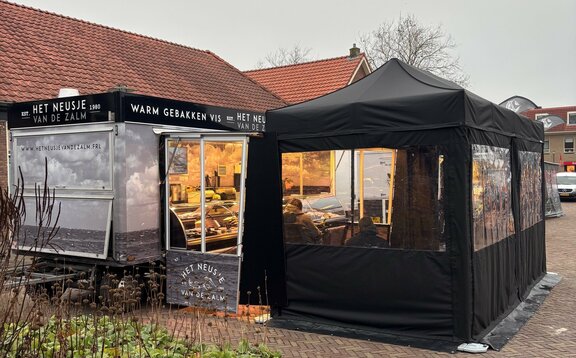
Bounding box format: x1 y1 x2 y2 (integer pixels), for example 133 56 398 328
358 14 469 87
256 44 313 68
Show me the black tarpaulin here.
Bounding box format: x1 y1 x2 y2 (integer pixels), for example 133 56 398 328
268 59 542 149
481 272 561 350
283 245 453 339
263 58 546 343
240 133 286 307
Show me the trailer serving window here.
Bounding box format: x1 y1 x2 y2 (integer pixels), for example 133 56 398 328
281 146 446 251
165 135 248 256
12 128 113 190
10 125 114 259
18 197 112 258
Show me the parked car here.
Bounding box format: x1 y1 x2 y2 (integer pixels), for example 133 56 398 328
556 172 576 199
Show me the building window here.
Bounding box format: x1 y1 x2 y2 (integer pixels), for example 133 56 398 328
544 140 550 153
564 137 574 153
535 113 549 121
568 112 576 126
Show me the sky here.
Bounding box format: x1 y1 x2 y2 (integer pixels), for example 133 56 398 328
8 0 576 108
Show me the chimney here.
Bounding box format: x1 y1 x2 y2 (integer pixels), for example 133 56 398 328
349 43 360 58
57 88 80 98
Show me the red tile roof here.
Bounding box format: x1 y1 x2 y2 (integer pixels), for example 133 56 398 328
244 55 369 104
523 106 576 132
0 1 286 112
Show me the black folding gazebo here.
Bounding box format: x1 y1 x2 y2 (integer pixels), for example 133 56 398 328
245 58 546 343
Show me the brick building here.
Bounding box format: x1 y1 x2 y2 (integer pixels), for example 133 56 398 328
0 104 7 188
523 106 576 171
244 45 370 104
0 1 373 191
0 0 287 190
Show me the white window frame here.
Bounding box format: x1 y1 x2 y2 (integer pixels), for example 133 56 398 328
10 123 115 260
564 136 574 153
10 124 115 192
544 140 550 154
535 113 549 121
17 196 113 259
567 112 576 126
164 133 250 257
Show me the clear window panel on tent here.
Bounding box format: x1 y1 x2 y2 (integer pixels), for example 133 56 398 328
388 147 445 251
544 164 562 217
472 144 515 251
357 149 394 225
519 151 542 230
281 146 446 251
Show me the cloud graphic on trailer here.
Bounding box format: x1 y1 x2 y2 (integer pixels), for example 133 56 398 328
15 134 110 188
125 164 159 231
126 126 156 167
23 197 108 231
124 125 160 232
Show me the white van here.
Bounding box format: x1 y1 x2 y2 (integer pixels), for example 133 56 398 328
556 172 576 199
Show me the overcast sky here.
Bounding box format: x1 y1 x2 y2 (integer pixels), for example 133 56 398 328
9 0 576 108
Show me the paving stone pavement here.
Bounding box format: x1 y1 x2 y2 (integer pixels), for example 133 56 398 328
157 201 576 357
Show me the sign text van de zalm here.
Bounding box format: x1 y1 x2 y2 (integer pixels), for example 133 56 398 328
28 98 98 124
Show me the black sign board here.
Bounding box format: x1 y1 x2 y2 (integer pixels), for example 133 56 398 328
8 92 268 132
122 94 267 132
166 250 240 312
8 93 114 129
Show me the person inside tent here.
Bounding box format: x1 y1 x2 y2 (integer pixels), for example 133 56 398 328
345 216 389 248
283 198 322 244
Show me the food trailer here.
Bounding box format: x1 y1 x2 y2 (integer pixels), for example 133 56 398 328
7 91 286 312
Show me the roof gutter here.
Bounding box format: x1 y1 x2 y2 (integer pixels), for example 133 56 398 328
0 101 12 121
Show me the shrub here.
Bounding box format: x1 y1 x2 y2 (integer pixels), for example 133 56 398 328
0 161 281 357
